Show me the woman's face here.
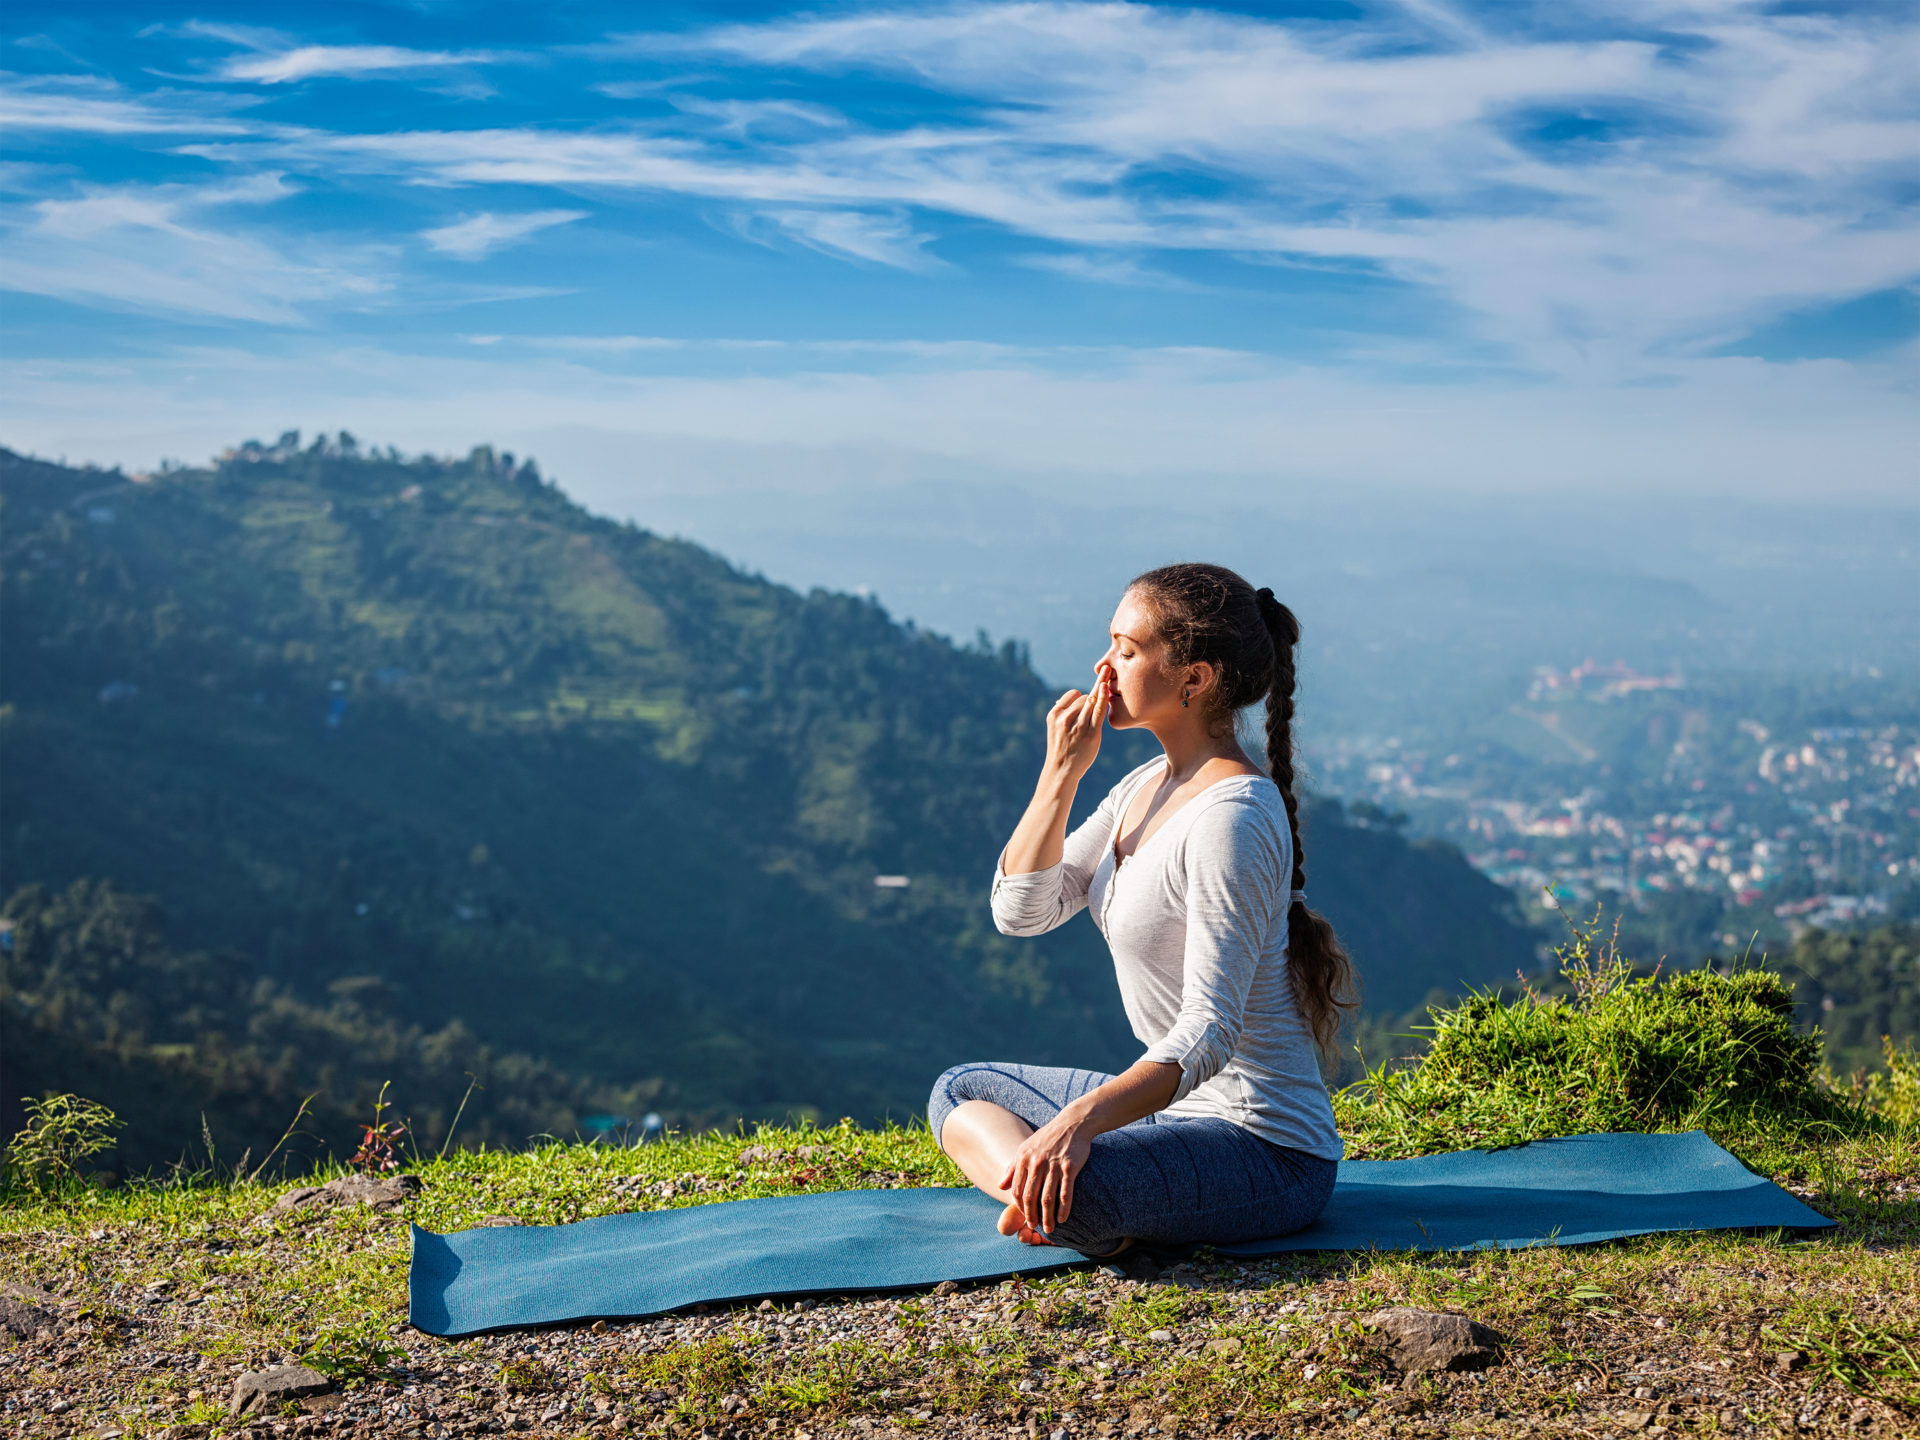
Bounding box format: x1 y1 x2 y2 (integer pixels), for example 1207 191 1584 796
1100 590 1182 729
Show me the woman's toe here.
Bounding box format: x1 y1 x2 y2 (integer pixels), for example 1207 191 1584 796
997 1203 1024 1236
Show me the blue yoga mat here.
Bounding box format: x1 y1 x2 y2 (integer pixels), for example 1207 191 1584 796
409 1131 1831 1336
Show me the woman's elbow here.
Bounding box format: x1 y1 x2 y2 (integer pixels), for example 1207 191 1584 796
991 907 1050 937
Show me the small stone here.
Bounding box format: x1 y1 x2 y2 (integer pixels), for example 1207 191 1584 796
757 1299 776 1310
1147 1328 1174 1343
1203 1336 1244 1357
1776 1349 1807 1372
272 1173 422 1214
1364 1307 1502 1373
591 1319 608 1334
0 1296 57 1340
1615 1412 1656 1431
476 1215 525 1228
1165 1264 1206 1289
933 1280 961 1297
1098 1264 1127 1280
229 1364 333 1416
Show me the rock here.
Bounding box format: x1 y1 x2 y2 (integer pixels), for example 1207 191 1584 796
477 1215 525 1228
1776 1349 1808 1372
0 1296 57 1340
933 1280 961 1296
1166 1263 1207 1289
273 1173 422 1213
1615 1411 1657 1431
1365 1308 1502 1373
0 1280 57 1304
229 1364 333 1416
1203 1336 1244 1357
1147 1328 1174 1342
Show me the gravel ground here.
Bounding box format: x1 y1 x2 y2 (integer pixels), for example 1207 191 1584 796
3 1219 1915 1440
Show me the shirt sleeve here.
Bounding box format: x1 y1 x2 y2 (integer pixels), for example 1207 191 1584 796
1140 796 1286 1102
989 769 1137 937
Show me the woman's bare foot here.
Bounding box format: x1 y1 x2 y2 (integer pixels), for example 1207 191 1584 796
998 1203 1057 1246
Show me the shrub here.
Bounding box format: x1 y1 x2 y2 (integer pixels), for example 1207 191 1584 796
1338 911 1854 1158
1860 1038 1919 1130
4 1093 123 1194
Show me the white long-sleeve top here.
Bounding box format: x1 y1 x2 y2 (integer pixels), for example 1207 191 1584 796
990 758 1343 1161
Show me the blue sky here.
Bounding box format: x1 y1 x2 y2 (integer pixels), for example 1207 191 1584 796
2 0 1916 501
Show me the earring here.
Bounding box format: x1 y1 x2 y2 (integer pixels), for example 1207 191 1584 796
1181 690 1190 707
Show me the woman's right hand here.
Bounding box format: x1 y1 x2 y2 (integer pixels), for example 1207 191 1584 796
1043 662 1110 782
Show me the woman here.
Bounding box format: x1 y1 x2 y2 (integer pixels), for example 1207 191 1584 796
928 563 1354 1257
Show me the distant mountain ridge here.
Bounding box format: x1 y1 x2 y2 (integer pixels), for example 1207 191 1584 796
0 438 1537 1168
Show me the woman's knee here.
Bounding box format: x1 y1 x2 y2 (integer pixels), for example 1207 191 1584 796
927 1063 984 1147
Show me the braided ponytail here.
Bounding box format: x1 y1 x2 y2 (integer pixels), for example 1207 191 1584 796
1254 588 1356 1054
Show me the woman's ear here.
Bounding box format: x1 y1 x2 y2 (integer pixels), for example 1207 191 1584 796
1187 661 1218 699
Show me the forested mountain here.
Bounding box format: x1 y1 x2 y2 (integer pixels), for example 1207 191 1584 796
0 438 1538 1173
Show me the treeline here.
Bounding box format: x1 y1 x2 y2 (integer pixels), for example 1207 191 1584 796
0 879 643 1176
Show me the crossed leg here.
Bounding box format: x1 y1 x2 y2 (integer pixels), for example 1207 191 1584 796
937 1098 1138 1253
937 1099 1050 1243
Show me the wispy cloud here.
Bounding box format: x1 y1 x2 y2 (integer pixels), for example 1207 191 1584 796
1016 252 1197 289
0 74 256 134
751 208 944 270
1 174 384 323
569 0 1920 370
422 209 588 260
219 45 503 85
164 23 504 86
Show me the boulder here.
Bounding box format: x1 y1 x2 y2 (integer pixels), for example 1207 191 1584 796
273 1173 422 1213
1365 1307 1502 1372
229 1363 333 1416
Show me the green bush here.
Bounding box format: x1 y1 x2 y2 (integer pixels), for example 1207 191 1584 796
1338 915 1854 1159
1860 1038 1920 1130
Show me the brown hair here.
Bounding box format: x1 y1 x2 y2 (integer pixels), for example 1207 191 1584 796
1126 563 1358 1053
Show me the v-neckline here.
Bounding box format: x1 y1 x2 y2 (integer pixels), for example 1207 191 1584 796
1110 761 1256 871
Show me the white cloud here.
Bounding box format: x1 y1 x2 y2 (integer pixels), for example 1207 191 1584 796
0 74 255 134
421 209 588 260
223 46 498 84
574 0 1919 371
753 208 943 270
1016 252 1195 289
0 175 385 323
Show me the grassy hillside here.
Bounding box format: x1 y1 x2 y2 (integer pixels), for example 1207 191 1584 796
2 962 1914 1440
0 437 1537 1169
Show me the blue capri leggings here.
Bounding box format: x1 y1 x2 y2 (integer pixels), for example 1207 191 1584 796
928 1061 1336 1256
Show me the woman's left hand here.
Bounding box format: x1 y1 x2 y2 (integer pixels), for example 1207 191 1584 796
1000 1113 1092 1239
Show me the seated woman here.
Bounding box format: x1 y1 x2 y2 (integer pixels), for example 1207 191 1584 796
929 563 1355 1257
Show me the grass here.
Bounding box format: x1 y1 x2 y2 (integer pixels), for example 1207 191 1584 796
4 934 1918 1438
